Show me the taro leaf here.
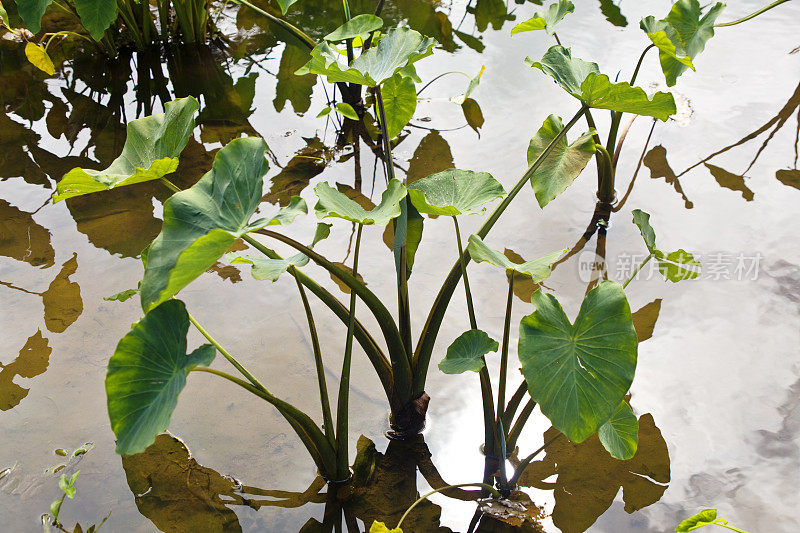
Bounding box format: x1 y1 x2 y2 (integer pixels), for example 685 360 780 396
24 43 55 76
659 249 700 282
599 0 627 27
528 46 676 120
296 28 436 87
450 65 485 105
74 0 118 41
226 253 309 282
511 0 574 36
631 209 700 282
381 73 417 139
640 0 726 86
314 179 406 226
275 0 299 14
598 401 638 459
527 114 596 207
369 522 402 533
104 288 139 302
518 281 638 443
54 97 199 202
407 169 505 216
17 0 53 33
675 509 719 532
335 102 359 120
0 1 8 27
106 299 216 455
518 415 670 532
462 98 484 135
42 253 83 333
468 234 565 284
324 14 383 42
438 329 498 374
139 139 302 311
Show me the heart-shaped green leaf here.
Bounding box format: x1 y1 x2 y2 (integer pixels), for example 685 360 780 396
17 0 53 33
450 65 484 105
140 138 305 311
640 0 725 86
598 401 639 459
381 73 417 139
438 329 499 374
106 299 216 455
407 169 505 216
275 0 299 14
527 114 596 207
296 27 436 87
74 0 118 40
511 0 574 36
324 14 383 42
519 281 638 443
314 179 406 225
468 234 565 283
675 509 719 532
227 253 309 281
54 97 199 202
527 46 676 120
0 1 9 27
631 209 700 282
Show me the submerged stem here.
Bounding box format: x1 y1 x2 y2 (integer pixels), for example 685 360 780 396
395 483 501 529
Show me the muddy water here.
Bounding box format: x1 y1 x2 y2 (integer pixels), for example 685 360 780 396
2 0 800 531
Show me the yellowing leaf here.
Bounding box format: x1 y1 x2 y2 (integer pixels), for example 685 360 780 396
25 42 55 76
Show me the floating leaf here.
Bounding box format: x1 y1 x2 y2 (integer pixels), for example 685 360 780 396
407 169 505 216
640 0 726 86
55 97 200 202
468 234 565 283
74 0 118 41
314 179 406 226
17 0 53 33
24 43 55 76
324 14 383 42
511 0 574 35
381 73 417 139
598 401 639 459
297 28 436 87
518 281 638 443
527 114 596 207
439 329 499 374
140 139 303 311
106 299 216 455
528 46 676 120
631 209 700 282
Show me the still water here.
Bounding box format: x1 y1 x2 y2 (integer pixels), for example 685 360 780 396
2 0 799 531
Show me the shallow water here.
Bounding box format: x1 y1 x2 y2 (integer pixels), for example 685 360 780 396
2 0 800 531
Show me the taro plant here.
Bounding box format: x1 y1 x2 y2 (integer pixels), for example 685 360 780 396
49 0 789 520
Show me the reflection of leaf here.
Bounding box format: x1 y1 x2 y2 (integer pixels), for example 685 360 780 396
406 131 454 184
42 253 83 333
120 434 242 532
705 164 754 201
330 262 366 294
0 199 55 268
274 43 315 115
518 414 670 533
598 0 626 27
0 331 51 411
643 145 693 208
469 0 515 32
631 299 661 342
777 169 800 190
263 138 332 206
504 249 541 302
462 98 484 135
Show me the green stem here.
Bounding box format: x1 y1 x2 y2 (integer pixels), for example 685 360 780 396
335 223 362 479
622 253 652 289
596 145 615 203
293 271 335 447
229 0 317 49
508 433 561 487
191 367 337 474
496 276 514 427
160 177 181 193
606 44 655 158
501 381 528 430
715 0 792 27
505 398 535 451
252 230 411 403
395 483 500 529
342 0 354 63
453 217 477 329
412 105 588 394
